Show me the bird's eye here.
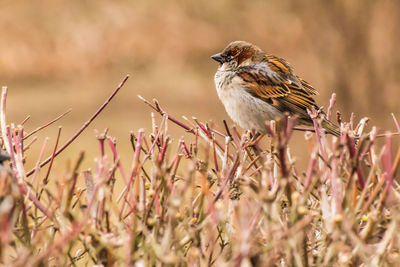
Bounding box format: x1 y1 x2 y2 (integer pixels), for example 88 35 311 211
224 55 233 62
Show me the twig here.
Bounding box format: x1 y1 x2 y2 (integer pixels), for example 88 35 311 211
26 75 130 177
391 113 400 132
223 120 233 140
346 134 366 189
304 151 317 189
0 91 52 218
138 95 194 133
308 107 326 160
24 108 71 140
43 127 62 185
20 115 31 126
31 137 49 187
383 133 393 188
327 93 336 120
120 129 144 219
1 87 11 154
23 136 37 152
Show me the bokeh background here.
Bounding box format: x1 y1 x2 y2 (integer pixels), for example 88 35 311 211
1 0 400 170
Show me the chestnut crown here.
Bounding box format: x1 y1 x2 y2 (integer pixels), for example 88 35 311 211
211 41 265 66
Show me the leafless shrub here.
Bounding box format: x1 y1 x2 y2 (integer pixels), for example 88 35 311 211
0 77 399 266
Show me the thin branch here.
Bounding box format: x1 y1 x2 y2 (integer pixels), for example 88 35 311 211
43 127 62 185
1 87 11 155
20 115 31 126
24 108 71 140
26 75 130 177
138 95 194 133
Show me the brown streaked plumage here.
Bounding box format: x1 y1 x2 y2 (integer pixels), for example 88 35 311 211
211 41 340 136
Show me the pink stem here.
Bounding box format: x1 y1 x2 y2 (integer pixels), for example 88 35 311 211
120 129 144 219
383 133 393 188
304 152 317 189
26 75 130 177
23 108 71 140
327 93 336 120
43 127 62 185
391 113 400 132
308 108 326 160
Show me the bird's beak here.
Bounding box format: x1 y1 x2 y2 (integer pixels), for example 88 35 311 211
211 53 224 64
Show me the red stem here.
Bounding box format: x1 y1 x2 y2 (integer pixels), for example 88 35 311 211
23 108 71 140
120 130 144 219
43 127 62 185
26 75 130 177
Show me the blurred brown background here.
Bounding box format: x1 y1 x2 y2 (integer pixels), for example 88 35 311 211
1 0 400 170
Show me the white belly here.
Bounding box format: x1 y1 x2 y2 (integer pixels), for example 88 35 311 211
215 72 282 133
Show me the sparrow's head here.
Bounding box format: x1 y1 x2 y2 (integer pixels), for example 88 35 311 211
211 41 265 70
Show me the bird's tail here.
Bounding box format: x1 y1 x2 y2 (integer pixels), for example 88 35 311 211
321 119 340 137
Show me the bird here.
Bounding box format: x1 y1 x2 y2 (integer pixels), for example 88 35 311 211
211 41 340 137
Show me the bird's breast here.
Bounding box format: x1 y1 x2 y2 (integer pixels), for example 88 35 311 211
214 70 282 133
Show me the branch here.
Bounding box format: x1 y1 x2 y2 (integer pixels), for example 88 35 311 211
26 75 130 177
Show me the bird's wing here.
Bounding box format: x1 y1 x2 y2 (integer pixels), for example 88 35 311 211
265 55 293 75
265 55 319 96
296 76 318 95
237 68 291 98
237 57 317 118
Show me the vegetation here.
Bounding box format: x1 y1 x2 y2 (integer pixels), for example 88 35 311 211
1 76 400 266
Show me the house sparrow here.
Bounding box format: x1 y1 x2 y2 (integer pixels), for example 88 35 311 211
211 41 340 136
